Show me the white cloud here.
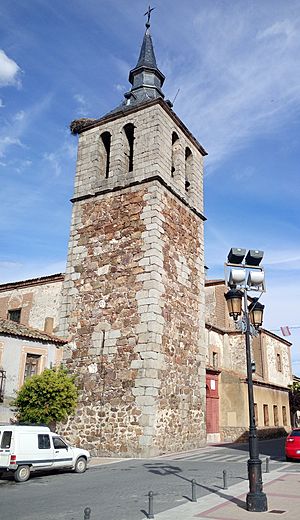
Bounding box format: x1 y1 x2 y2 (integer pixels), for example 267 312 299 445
43 138 77 176
0 49 21 87
0 260 22 270
43 151 62 176
165 8 300 169
14 159 33 174
0 260 66 284
0 94 53 159
263 277 300 374
73 93 89 116
13 110 25 121
114 83 126 92
0 98 4 108
0 136 24 158
257 20 296 42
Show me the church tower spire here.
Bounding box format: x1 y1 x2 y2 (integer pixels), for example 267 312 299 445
60 8 207 458
124 6 165 107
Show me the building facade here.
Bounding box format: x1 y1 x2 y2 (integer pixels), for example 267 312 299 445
0 274 64 335
205 279 292 443
0 318 65 422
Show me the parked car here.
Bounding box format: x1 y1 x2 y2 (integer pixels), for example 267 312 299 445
0 424 90 482
285 428 300 461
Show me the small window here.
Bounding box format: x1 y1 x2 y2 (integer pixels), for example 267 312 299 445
276 353 282 372
282 406 287 426
263 404 269 426
38 434 50 449
185 147 192 192
100 131 111 179
123 123 135 172
0 431 12 449
171 132 179 177
273 405 279 427
212 352 218 368
53 437 68 450
24 354 41 382
8 309 21 323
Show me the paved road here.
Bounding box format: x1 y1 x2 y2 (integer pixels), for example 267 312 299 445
0 437 295 520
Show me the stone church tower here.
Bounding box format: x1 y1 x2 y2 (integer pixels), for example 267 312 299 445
59 16 207 457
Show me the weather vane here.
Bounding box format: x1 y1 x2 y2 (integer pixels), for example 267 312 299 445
144 5 155 28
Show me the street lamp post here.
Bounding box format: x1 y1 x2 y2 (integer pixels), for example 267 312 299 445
224 248 268 512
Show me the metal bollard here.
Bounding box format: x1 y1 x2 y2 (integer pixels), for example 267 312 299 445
265 456 270 473
84 507 91 520
191 479 197 502
223 469 228 490
148 490 154 519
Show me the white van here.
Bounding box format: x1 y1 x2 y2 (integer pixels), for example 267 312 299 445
0 424 90 482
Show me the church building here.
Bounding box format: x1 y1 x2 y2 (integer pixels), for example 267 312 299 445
58 15 207 457
0 14 292 456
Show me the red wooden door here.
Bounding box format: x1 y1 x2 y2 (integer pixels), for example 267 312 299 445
206 373 219 434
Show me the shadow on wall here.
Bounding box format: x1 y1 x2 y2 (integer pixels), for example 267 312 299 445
222 427 288 444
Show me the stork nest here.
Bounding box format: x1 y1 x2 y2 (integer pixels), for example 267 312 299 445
70 118 96 135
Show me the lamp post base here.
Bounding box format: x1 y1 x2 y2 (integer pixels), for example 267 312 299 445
246 458 268 512
246 491 268 512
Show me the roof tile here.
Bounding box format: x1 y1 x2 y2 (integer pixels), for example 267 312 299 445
0 318 66 345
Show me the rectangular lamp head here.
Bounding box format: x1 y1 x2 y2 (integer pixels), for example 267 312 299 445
227 248 246 265
245 250 264 266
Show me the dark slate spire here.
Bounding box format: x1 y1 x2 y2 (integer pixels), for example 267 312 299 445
133 26 158 70
123 9 165 107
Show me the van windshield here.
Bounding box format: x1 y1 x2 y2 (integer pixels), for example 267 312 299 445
0 431 12 449
53 437 68 450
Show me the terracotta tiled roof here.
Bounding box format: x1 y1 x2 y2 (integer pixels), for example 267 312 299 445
0 318 67 345
205 279 225 286
0 273 65 292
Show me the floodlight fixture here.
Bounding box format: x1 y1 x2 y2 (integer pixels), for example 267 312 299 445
245 250 264 266
247 270 265 289
227 248 246 265
229 268 246 287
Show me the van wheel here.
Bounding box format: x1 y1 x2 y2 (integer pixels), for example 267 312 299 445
74 457 87 473
14 465 30 482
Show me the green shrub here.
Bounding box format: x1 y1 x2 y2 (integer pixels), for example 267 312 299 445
12 367 78 426
289 382 300 428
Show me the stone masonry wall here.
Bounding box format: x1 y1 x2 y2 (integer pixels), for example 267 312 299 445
205 283 235 331
154 188 206 451
72 102 204 216
263 333 292 387
0 279 63 333
59 186 147 455
59 180 206 456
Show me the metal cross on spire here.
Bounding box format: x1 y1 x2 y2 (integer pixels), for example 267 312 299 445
144 5 155 28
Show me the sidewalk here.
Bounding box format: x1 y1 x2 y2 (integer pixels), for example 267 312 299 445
89 456 128 467
88 456 300 519
151 468 300 520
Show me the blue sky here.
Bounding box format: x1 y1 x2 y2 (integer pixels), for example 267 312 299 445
0 0 300 373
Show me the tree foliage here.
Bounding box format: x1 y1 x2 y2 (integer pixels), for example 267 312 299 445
289 382 300 427
12 367 78 426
